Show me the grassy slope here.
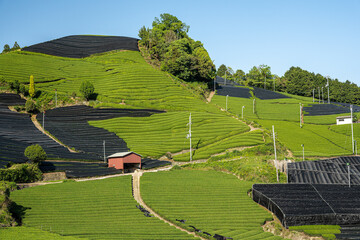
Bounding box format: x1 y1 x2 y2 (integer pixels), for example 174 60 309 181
211 94 358 157
0 227 84 240
10 176 196 240
0 50 263 159
141 169 285 240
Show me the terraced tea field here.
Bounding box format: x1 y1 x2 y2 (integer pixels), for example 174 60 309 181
90 111 254 158
211 93 359 157
141 170 284 239
10 176 196 240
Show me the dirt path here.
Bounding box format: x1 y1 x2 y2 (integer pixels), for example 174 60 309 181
132 170 204 239
206 91 215 102
31 114 76 153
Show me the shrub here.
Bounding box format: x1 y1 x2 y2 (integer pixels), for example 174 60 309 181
24 144 47 163
25 99 37 113
0 164 42 183
9 80 20 93
29 75 35 97
79 80 95 101
0 181 18 227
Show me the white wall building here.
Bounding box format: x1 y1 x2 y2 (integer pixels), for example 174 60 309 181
336 116 352 125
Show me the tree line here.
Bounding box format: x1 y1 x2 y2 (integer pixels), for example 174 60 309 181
138 14 216 83
2 42 20 53
217 64 360 105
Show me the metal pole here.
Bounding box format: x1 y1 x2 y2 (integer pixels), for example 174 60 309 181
301 144 304 161
103 140 106 163
351 105 354 154
322 87 324 104
55 89 57 107
225 71 227 86
253 99 255 114
242 106 245 119
189 113 192 162
318 87 320 104
327 78 330 104
272 125 278 182
299 103 302 128
347 163 351 187
356 140 358 155
43 111 45 133
226 95 228 111
313 89 314 102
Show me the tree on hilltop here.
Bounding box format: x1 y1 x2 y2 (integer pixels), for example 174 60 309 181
24 144 47 164
138 13 215 83
11 41 20 51
2 44 10 53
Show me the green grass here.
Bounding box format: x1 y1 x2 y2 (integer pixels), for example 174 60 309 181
289 225 341 239
0 227 84 240
89 111 252 158
141 169 285 239
10 176 196 239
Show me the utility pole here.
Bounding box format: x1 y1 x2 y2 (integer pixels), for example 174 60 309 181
226 95 228 111
253 99 256 114
55 89 57 108
242 106 245 119
213 77 216 92
312 89 315 102
327 77 330 104
225 71 227 86
188 113 192 162
42 111 45 133
272 125 278 183
351 105 354 154
299 103 302 128
347 163 351 187
103 140 106 162
322 87 324 104
318 87 320 104
301 144 305 161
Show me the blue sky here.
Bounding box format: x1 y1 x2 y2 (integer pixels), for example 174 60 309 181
1 0 359 85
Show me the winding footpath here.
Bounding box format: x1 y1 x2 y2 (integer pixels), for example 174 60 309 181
132 170 205 240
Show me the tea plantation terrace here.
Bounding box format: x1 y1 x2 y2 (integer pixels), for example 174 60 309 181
22 35 139 58
0 94 96 168
36 105 164 159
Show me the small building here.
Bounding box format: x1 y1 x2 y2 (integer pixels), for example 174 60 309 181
336 116 352 125
107 152 142 171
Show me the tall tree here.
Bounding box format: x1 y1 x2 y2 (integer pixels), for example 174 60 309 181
139 14 215 83
11 41 20 50
29 75 35 97
217 64 227 77
2 44 10 53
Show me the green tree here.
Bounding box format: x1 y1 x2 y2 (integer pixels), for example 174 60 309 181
2 44 10 53
24 144 47 163
29 75 35 97
217 64 227 77
138 14 215 84
11 41 20 51
80 80 95 100
25 99 37 113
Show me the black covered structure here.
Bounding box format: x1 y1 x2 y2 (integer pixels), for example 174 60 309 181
253 183 360 228
215 76 240 86
216 86 251 98
288 156 360 185
36 105 164 161
0 94 96 168
252 87 290 100
22 35 139 58
303 103 352 116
